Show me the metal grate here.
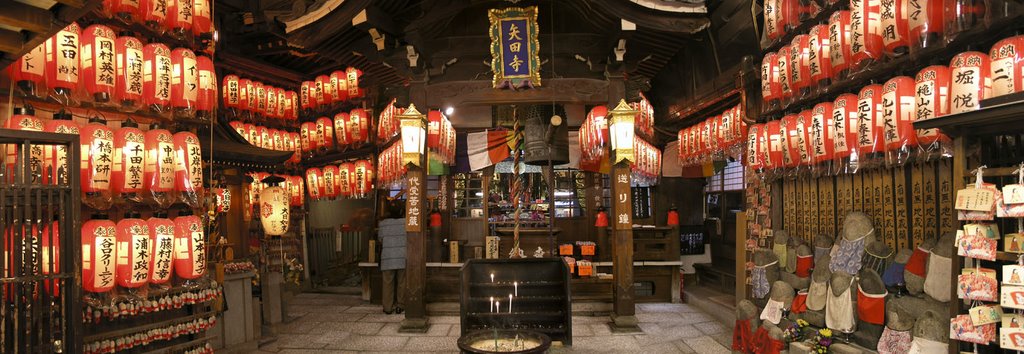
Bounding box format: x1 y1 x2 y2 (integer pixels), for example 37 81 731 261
0 129 82 353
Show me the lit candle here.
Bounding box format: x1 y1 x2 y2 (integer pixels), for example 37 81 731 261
490 297 494 312
490 273 495 283
509 294 513 313
495 301 500 314
514 281 518 296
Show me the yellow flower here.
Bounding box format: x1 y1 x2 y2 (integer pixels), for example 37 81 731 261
820 328 832 337
797 319 809 327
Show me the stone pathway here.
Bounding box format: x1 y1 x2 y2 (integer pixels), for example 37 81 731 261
250 293 732 354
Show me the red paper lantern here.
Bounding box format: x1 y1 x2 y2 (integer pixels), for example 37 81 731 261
346 67 363 98
809 24 832 87
829 11 853 78
746 124 764 169
81 25 118 105
147 214 175 285
777 46 793 103
254 81 266 117
287 175 303 206
106 0 138 24
331 70 349 103
732 105 748 147
143 43 172 113
173 131 204 205
138 0 169 32
229 121 245 138
881 0 911 57
316 75 332 105
790 35 812 96
427 110 443 150
350 108 368 146
762 53 782 109
44 22 81 104
430 211 442 227
192 0 213 38
300 122 317 154
238 78 253 115
667 209 679 226
334 112 351 147
991 36 1024 98
945 0 985 40
355 159 374 198
81 118 115 209
115 214 150 288
811 101 835 164
594 208 609 227
300 81 314 110
909 0 944 50
283 90 296 120
316 116 335 151
3 106 44 183
144 128 176 208
779 114 799 168
258 125 272 149
914 65 952 145
82 218 117 293
173 212 206 279
850 0 884 70
41 221 61 296
340 162 356 198
271 129 284 151
195 55 216 119
831 93 860 160
795 110 814 166
305 167 324 200
166 0 194 38
856 84 884 156
764 0 782 41
8 41 46 99
112 121 146 202
115 35 144 112
777 0 797 33
321 165 339 199
764 120 783 170
882 76 918 151
243 123 257 146
43 112 79 185
949 51 991 114
264 85 278 119
289 132 301 164
170 48 198 116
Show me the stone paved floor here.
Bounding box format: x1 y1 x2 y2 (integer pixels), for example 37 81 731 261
251 292 732 354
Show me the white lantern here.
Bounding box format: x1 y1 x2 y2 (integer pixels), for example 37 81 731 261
399 104 427 167
608 99 637 164
259 179 290 236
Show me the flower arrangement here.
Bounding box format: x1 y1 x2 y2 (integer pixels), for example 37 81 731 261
813 328 833 353
783 319 809 342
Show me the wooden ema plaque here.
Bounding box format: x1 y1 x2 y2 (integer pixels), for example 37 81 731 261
450 241 460 263
486 236 501 259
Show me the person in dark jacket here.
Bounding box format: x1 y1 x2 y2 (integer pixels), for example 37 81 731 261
379 198 406 314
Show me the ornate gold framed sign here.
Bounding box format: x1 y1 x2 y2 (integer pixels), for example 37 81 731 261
489 6 541 89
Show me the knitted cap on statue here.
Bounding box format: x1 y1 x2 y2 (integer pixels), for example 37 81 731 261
853 269 887 349
923 232 955 303
904 238 935 296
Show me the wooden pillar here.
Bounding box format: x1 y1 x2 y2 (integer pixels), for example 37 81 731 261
401 163 429 331
610 162 639 331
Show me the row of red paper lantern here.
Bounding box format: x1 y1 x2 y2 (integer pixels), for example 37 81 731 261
377 141 406 188
3 108 205 210
221 75 299 120
304 160 375 201
299 67 366 111
677 105 750 167
81 212 205 294
7 23 217 118
578 106 608 167
632 93 655 140
228 121 302 164
376 98 403 143
631 138 662 187
247 173 305 209
427 110 457 165
746 48 1017 170
101 0 214 39
298 109 371 155
761 5 1021 113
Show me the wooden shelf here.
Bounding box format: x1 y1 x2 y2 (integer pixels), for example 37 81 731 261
912 92 1024 138
139 335 215 354
83 309 216 343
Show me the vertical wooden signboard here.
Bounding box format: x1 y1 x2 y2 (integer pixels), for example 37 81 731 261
882 168 896 249
922 161 939 240
938 159 955 235
894 166 909 250
911 162 926 246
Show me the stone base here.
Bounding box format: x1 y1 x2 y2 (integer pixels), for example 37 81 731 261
800 309 825 328
399 318 430 333
790 341 813 353
608 315 641 333
831 342 868 354
779 272 810 291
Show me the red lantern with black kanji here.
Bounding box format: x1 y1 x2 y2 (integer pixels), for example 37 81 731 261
290 132 302 164
300 81 314 111
746 124 764 169
305 167 323 200
106 0 138 24
321 165 339 199
333 112 350 148
300 122 317 155
222 75 240 112
909 0 944 51
350 108 369 146
3 106 44 183
115 34 144 112
147 214 175 285
795 110 814 165
790 35 812 97
991 35 1024 98
195 55 216 120
81 117 115 210
316 75 332 105
777 45 793 103
831 93 859 161
288 175 303 206
881 0 910 57
829 11 853 79
81 24 118 105
173 131 204 207
355 159 374 198
166 0 194 39
882 76 918 151
762 52 781 110
283 90 296 120
857 84 884 157
238 78 253 115
949 51 991 114
914 65 952 146
258 125 272 150
9 42 46 99
173 211 206 279
82 217 117 293
346 67 364 98
170 48 198 117
851 0 883 70
331 70 349 103
254 81 266 117
138 0 169 33
779 114 800 168
143 43 172 114
112 120 146 203
242 123 256 146
115 214 150 288
811 101 835 164
264 85 278 119
340 162 355 198
764 120 782 170
144 127 176 208
271 129 284 151
43 111 79 185
316 116 335 151
809 24 832 88
40 221 61 295
192 0 213 38
45 22 81 105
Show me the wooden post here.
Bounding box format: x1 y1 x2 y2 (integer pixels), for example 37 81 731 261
401 151 429 332
610 162 639 331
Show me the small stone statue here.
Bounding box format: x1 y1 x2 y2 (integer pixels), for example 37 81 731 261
533 247 546 258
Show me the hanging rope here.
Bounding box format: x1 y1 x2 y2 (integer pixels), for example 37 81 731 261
509 106 523 258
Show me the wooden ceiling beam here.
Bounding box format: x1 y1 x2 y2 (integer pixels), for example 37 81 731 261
52 0 85 8
0 1 56 34
585 0 710 34
0 28 24 53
